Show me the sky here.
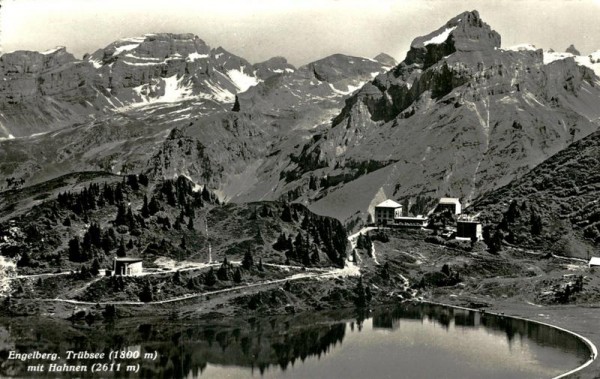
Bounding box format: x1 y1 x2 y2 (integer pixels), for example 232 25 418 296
1 0 600 66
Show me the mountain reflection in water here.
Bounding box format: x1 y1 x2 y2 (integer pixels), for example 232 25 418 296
0 303 590 378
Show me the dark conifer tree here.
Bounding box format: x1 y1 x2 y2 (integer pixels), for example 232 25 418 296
89 223 102 248
114 184 124 203
127 175 139 191
141 195 150 218
354 276 368 308
281 203 292 222
202 186 211 202
217 258 231 281
69 237 82 262
138 173 149 187
205 268 217 286
242 250 254 270
258 258 264 271
90 259 100 276
531 210 543 236
117 238 126 257
139 282 154 302
233 267 243 283
115 203 127 225
148 196 159 215
82 231 92 252
17 251 31 267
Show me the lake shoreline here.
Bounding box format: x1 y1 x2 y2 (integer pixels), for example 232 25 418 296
421 298 597 379
0 300 586 377
428 295 600 379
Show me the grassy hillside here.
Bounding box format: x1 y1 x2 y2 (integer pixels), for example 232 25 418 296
471 130 600 258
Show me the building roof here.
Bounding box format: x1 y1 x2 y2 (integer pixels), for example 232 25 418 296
395 216 428 221
439 197 461 205
114 257 143 263
589 257 600 266
375 199 402 208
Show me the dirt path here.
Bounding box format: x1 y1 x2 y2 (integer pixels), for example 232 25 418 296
37 262 360 306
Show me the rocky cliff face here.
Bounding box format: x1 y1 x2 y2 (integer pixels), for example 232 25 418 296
2 12 600 228
373 53 397 67
0 41 392 194
0 34 272 138
85 34 265 106
253 57 296 80
0 48 102 137
565 44 581 56
274 10 600 223
145 54 392 200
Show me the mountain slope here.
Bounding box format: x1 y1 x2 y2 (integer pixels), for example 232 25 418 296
0 172 348 275
471 130 600 258
0 34 271 139
0 43 392 195
145 54 392 201
274 10 600 224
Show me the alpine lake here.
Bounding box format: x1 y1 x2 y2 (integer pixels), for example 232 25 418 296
0 303 590 378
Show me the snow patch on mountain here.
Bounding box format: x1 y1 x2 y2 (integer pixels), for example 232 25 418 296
575 55 600 76
160 75 193 103
41 46 65 55
202 81 236 103
187 52 209 62
114 43 142 55
543 50 600 76
124 54 161 61
543 51 573 64
226 68 260 92
328 82 365 96
423 26 457 46
122 61 163 67
89 59 103 68
507 43 538 52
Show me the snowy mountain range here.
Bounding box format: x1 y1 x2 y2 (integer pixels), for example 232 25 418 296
1 10 599 231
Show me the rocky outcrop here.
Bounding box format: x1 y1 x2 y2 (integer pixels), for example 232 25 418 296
373 53 397 67
152 54 392 200
233 54 389 117
0 48 103 137
280 10 600 224
2 14 600 228
566 44 581 56
253 57 296 80
86 34 261 105
0 34 263 138
0 49 391 196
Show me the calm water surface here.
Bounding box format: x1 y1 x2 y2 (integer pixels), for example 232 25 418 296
0 304 590 378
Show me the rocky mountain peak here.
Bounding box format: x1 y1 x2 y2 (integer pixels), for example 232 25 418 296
210 46 253 73
305 54 386 83
87 33 211 67
253 56 296 80
406 10 500 68
566 44 581 55
373 53 397 67
0 47 78 74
